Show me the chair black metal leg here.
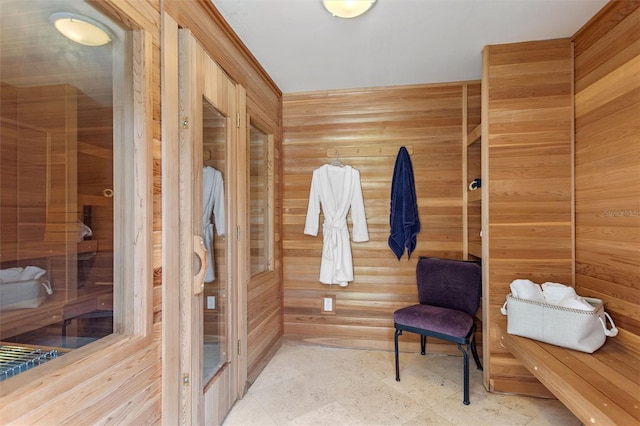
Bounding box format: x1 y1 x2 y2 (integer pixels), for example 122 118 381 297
471 339 483 371
420 335 427 355
394 328 402 381
468 323 483 371
457 343 470 405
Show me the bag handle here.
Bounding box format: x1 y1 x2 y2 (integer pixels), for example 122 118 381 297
500 300 508 315
41 279 53 295
599 312 618 337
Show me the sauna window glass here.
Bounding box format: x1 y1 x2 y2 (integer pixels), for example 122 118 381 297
0 0 128 375
202 98 228 385
249 124 273 276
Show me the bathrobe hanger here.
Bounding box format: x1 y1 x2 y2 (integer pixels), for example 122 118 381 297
330 155 344 167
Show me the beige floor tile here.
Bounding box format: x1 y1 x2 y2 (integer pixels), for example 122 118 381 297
287 401 367 426
338 381 427 425
248 374 336 424
525 400 582 426
403 407 454 425
248 361 303 394
222 392 276 426
489 393 554 419
384 370 460 407
299 360 385 401
429 392 533 425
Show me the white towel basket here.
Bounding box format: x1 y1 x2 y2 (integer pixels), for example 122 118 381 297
0 267 53 311
500 293 617 353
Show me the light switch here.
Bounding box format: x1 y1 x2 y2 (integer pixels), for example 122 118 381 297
207 295 216 310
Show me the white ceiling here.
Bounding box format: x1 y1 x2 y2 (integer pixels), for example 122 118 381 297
211 0 608 94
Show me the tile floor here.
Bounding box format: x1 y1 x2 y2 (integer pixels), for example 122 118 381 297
223 343 581 426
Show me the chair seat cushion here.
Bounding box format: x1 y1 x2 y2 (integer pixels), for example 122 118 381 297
394 304 474 339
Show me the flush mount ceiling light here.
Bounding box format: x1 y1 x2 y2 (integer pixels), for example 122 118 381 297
322 0 376 18
50 12 112 46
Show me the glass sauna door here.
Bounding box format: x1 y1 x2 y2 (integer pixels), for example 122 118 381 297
178 29 242 424
202 100 227 384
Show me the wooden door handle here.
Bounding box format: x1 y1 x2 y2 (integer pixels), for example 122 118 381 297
193 235 208 295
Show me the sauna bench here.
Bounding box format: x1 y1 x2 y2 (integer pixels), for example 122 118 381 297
497 319 640 426
0 287 112 341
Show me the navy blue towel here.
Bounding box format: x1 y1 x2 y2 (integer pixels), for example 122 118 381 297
388 146 420 259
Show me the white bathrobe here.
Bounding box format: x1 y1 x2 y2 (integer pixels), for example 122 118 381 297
203 166 225 282
304 164 369 287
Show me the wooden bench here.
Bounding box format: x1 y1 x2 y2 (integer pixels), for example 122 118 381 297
497 319 640 426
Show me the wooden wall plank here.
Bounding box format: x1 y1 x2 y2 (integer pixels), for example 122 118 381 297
574 1 640 334
573 1 640 89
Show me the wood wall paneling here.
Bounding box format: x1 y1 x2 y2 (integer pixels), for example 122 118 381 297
482 39 575 396
282 83 480 353
574 1 640 334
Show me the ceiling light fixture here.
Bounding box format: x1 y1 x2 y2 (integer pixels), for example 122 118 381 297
50 12 112 46
322 0 376 19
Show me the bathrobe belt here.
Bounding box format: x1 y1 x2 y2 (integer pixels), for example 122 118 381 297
203 222 214 249
322 220 347 271
203 222 214 274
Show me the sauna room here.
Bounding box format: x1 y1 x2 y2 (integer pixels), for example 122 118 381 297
0 0 638 425
1 1 119 357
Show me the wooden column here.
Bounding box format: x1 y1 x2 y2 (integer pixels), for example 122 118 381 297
482 39 574 395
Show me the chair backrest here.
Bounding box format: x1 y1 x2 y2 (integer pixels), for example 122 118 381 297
416 257 481 316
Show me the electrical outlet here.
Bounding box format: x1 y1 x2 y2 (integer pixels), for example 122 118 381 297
323 297 332 312
207 295 216 310
322 296 335 314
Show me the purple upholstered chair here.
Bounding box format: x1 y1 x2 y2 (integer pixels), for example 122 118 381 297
394 257 483 405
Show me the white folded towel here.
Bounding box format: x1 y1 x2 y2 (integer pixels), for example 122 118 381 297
508 279 595 311
541 282 577 305
560 296 596 311
510 279 545 302
19 266 47 280
1 267 23 283
542 282 595 311
1 266 47 282
77 220 93 242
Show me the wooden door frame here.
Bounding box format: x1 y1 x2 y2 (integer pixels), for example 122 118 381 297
161 12 181 425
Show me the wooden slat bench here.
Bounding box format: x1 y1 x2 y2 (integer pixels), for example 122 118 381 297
497 319 640 426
